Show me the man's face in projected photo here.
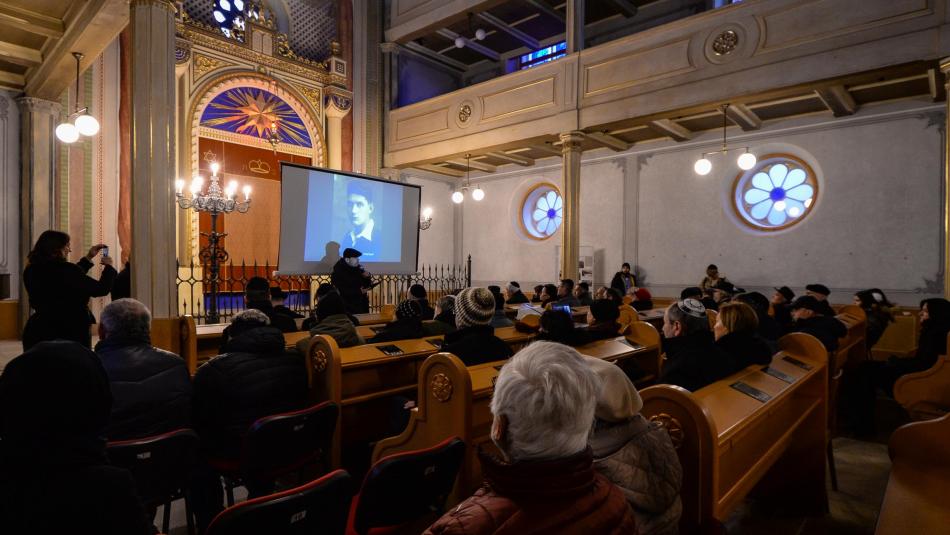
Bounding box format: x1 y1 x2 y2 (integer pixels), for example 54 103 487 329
348 193 374 228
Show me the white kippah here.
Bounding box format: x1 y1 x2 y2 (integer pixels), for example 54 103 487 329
677 298 707 318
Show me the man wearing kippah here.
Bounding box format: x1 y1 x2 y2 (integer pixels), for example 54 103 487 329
658 299 735 392
441 287 513 367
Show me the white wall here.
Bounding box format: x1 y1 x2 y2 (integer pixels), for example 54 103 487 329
406 174 457 269
460 100 945 305
0 90 19 299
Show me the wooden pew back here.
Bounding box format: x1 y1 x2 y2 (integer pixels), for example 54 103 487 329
893 354 950 420
154 316 198 375
300 335 343 468
835 305 867 371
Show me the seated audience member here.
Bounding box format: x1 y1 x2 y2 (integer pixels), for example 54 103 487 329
574 281 594 306
368 300 425 343
270 286 304 319
605 288 637 332
441 287 513 366
409 284 436 320
424 295 457 335
584 299 622 342
587 356 682 535
539 283 559 309
700 264 727 292
531 284 544 303
594 286 608 300
552 279 581 308
630 287 654 312
805 283 837 317
734 291 783 344
298 292 364 349
223 277 296 346
787 296 847 352
659 299 735 392
611 262 637 297
713 302 773 370
302 283 355 331
95 299 192 441
710 280 739 307
505 281 530 304
0 341 152 534
488 286 515 328
854 289 894 348
682 286 717 312
535 308 582 346
424 342 636 534
771 286 796 327
191 310 308 526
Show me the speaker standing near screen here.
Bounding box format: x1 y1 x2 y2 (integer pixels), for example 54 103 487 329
332 248 373 314
341 181 379 259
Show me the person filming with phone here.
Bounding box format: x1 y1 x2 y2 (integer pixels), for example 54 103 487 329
22 231 116 350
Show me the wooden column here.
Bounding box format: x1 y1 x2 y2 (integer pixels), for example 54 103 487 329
129 0 177 317
943 57 950 299
560 131 584 281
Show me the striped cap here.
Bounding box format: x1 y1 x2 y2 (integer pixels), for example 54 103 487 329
455 287 495 329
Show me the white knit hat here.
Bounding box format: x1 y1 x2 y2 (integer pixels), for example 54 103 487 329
455 287 495 329
584 355 643 422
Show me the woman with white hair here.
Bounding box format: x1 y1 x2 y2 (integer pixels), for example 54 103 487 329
587 356 682 535
424 342 636 534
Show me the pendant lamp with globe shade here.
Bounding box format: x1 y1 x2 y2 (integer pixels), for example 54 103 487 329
693 104 756 175
56 53 100 144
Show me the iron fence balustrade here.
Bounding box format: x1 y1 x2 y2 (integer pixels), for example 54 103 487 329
175 256 471 324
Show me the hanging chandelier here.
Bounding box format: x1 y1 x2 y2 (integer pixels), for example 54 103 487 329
693 104 756 175
175 162 252 214
55 53 100 143
451 153 484 203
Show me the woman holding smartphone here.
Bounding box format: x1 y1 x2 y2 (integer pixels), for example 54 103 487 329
22 231 116 350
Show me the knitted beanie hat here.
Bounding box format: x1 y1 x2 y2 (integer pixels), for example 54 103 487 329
455 287 495 329
396 299 423 319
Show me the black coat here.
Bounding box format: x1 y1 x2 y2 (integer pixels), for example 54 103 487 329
417 299 436 321
368 318 425 343
95 335 193 441
815 299 837 318
660 331 737 392
789 315 847 353
22 257 117 350
220 301 297 350
273 304 304 319
111 262 131 301
715 331 774 372
506 291 529 305
773 302 793 329
610 272 635 296
192 327 308 459
441 325 513 367
756 312 783 342
331 259 371 314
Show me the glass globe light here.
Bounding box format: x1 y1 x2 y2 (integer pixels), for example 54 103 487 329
694 157 712 175
737 151 757 170
454 37 465 48
74 114 100 136
56 122 79 143
471 187 485 201
475 28 486 40
451 191 464 204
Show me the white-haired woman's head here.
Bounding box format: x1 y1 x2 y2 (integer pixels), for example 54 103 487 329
490 341 601 462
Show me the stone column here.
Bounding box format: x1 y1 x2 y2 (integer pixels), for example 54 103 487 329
326 93 353 170
943 58 950 299
16 96 61 328
559 131 584 282
129 0 177 318
566 0 585 53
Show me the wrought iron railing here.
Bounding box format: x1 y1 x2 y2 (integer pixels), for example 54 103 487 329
175 256 472 324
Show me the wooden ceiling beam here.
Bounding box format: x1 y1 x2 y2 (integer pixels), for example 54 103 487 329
0 5 64 39
487 151 535 166
416 164 466 177
608 0 639 18
0 70 25 90
0 39 42 67
403 41 468 71
526 0 565 22
447 158 497 173
476 12 540 50
648 119 693 141
436 29 500 61
526 143 563 157
585 131 630 151
725 103 762 131
815 85 858 117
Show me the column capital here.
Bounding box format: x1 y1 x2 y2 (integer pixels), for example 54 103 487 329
325 91 353 119
131 0 177 13
16 96 61 117
559 130 585 151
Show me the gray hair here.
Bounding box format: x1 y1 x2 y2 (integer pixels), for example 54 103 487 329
101 298 152 340
232 309 270 326
666 301 708 334
436 295 455 315
490 341 601 461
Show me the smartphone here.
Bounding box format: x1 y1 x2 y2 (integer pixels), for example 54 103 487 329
102 246 109 258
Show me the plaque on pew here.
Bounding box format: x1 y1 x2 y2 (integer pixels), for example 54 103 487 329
620 339 644 350
376 344 404 356
426 338 443 349
761 366 794 384
782 355 814 370
730 381 772 403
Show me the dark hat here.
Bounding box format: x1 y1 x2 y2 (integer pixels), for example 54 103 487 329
806 284 831 296
270 286 286 300
590 298 620 323
396 299 423 319
409 284 427 299
712 280 739 294
774 286 795 302
680 286 703 300
343 248 362 258
791 295 821 311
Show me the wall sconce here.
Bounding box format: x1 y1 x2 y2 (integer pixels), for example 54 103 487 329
419 206 433 230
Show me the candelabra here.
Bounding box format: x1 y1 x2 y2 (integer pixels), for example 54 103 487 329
175 162 252 323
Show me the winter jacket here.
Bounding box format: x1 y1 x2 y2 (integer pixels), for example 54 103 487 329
864 308 893 349
245 300 298 333
576 293 594 307
424 448 637 535
660 330 737 392
591 415 682 535
95 335 192 441
22 257 117 350
192 327 308 459
611 272 636 296
789 315 847 353
441 325 513 367
273 304 304 319
331 259 371 314
491 309 514 328
367 318 425 343
756 312 783 343
306 314 364 348
814 299 837 318
631 299 654 312
422 318 456 336
506 291 529 305
715 331 774 372
416 299 436 321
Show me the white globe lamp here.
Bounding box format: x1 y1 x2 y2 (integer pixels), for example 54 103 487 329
471 186 485 201
451 190 464 204
55 123 79 143
694 157 712 176
74 114 100 137
737 151 757 170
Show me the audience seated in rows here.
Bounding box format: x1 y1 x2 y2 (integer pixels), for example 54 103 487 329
95 298 192 441
222 277 296 349
424 342 636 534
733 291 782 345
587 356 682 535
487 286 514 328
368 300 425 343
270 286 303 319
504 281 530 304
714 302 773 370
853 289 895 348
530 284 544 303
534 308 582 346
409 284 436 320
805 284 837 317
423 295 457 336
552 279 580 308
574 281 594 307
610 262 637 297
787 295 847 352
630 287 653 312
0 341 152 534
659 299 735 392
441 287 512 366
298 291 364 349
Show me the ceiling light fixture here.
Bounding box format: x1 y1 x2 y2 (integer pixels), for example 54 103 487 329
455 12 487 49
693 104 756 175
56 53 100 144
449 153 485 203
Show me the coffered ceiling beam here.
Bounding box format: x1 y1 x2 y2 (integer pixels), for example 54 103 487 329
724 103 762 131
648 119 692 141
0 5 64 38
476 12 540 50
526 143 563 157
0 70 25 90
527 0 565 22
487 151 535 166
403 41 469 72
584 131 630 151
815 85 858 117
447 158 497 173
608 0 639 17
0 39 42 67
436 28 500 61
416 164 466 177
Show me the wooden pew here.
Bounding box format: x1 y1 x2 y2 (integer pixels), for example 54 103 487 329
639 333 829 533
372 328 663 500
297 334 344 468
875 413 950 533
893 334 950 420
638 307 666 330
835 305 868 369
152 316 198 376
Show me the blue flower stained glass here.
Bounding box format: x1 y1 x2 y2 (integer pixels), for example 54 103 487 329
734 157 817 230
522 186 563 239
